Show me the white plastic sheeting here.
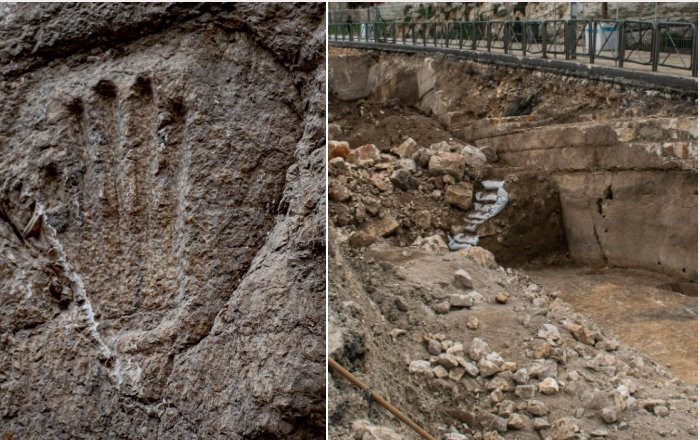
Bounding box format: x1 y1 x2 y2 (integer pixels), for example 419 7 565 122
448 180 509 251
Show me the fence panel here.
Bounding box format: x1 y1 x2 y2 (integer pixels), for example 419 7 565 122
657 22 696 73
592 20 622 64
623 20 655 67
568 20 592 61
543 20 568 59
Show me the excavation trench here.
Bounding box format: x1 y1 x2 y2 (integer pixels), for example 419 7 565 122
329 47 698 387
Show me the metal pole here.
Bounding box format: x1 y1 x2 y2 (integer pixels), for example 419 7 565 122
543 21 548 58
458 21 463 49
654 3 658 23
618 20 625 67
329 358 437 440
588 20 597 64
505 22 510 54
692 26 698 76
570 2 578 60
487 21 492 52
652 23 660 72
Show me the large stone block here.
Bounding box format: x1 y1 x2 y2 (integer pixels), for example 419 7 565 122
429 151 466 180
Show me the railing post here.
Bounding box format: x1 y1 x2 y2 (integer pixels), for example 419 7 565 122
504 22 510 54
652 23 660 72
433 23 438 47
692 25 698 77
392 22 397 44
618 21 625 68
472 22 478 50
458 22 463 49
570 21 578 60
446 23 450 48
542 21 548 58
422 23 427 47
589 21 596 64
523 22 528 57
486 22 492 52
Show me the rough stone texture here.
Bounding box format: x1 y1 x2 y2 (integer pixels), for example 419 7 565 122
445 182 474 211
0 3 325 439
555 171 697 280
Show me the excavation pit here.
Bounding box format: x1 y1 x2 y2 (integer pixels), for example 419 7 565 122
329 46 698 439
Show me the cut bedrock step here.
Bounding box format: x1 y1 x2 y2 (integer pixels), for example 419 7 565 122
597 141 697 171
474 123 619 156
452 115 552 140
612 117 697 143
470 121 697 172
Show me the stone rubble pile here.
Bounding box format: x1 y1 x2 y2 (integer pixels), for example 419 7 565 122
398 267 680 440
329 134 501 250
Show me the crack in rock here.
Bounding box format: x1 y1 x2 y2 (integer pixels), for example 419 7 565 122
31 201 113 362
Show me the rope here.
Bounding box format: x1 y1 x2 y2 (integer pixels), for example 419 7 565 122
328 357 437 440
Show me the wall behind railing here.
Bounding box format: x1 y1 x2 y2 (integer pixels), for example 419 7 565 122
329 2 698 24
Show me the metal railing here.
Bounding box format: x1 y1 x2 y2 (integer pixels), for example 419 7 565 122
330 19 698 77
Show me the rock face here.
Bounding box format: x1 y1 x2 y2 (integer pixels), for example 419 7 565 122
0 3 325 439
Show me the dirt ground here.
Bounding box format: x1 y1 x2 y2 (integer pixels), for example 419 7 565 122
329 238 698 439
526 266 698 385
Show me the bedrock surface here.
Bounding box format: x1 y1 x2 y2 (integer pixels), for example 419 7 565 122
0 3 325 438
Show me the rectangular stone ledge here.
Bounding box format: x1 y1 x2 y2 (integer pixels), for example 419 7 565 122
612 117 698 143
474 124 619 153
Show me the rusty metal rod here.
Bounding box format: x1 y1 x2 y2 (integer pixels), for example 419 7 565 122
328 357 437 440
